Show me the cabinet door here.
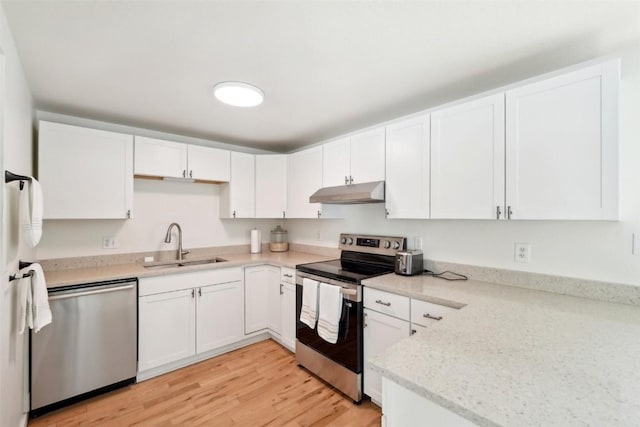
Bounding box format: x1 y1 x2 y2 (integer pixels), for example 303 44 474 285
385 115 430 219
287 146 323 218
39 121 134 219
196 281 243 353
138 289 196 371
255 154 287 218
266 266 282 335
134 136 187 179
363 308 410 405
244 266 269 334
280 282 296 352
187 145 231 182
349 127 386 184
505 60 619 220
322 137 350 187
221 152 255 218
431 94 505 219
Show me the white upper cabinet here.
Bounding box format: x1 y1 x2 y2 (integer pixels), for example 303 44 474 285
322 127 385 186
134 136 188 179
255 154 287 218
186 145 231 182
288 146 324 218
38 121 134 219
505 60 619 220
385 115 430 219
431 94 505 219
134 136 230 182
220 152 255 218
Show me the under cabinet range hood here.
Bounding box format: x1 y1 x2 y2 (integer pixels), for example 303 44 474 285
309 181 385 204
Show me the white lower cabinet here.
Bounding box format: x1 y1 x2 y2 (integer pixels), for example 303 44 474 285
139 289 196 371
280 268 297 352
382 378 477 427
138 268 243 373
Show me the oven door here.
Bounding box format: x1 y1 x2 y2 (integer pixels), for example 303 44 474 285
295 272 363 374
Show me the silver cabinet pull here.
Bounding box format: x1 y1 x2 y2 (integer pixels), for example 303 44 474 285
317 210 321 218
423 313 442 321
496 206 502 219
344 176 349 185
284 274 293 278
349 175 354 184
375 299 391 307
198 288 202 297
385 209 389 218
283 211 286 219
507 205 513 220
126 209 131 219
191 289 195 298
48 284 134 301
183 170 186 178
280 283 284 295
189 170 193 178
232 210 236 218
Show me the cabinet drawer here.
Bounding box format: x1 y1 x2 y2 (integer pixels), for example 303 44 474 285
281 267 295 285
410 299 457 327
364 288 410 321
139 267 242 296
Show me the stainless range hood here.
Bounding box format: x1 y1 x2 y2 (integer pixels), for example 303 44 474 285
309 181 385 204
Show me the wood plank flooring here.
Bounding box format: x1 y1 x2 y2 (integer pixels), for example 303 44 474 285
29 339 382 426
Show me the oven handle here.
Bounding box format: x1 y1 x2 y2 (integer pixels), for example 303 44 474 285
296 271 361 302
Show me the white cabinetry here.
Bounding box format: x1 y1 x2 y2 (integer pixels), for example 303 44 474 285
288 146 324 218
38 121 133 219
220 152 255 218
382 378 477 427
244 265 280 334
255 154 287 218
505 60 619 220
280 268 297 352
363 288 410 405
431 94 505 219
134 136 230 182
138 268 243 373
384 115 430 219
322 127 386 187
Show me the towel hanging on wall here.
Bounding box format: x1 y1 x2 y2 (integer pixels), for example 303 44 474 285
20 177 43 247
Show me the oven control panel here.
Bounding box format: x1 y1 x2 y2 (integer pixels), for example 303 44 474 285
339 233 406 256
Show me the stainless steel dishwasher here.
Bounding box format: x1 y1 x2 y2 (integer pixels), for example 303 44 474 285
30 278 138 417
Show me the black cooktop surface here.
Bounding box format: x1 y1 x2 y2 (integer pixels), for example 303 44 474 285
296 257 394 284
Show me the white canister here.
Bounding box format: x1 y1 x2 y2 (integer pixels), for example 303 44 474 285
250 229 262 253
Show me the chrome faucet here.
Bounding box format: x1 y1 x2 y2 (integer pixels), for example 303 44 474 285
164 223 190 260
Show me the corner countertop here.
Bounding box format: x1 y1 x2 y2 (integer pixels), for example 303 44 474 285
43 250 334 288
363 273 640 427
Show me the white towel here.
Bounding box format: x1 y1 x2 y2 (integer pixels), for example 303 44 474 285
20 177 43 248
17 274 33 334
300 278 319 329
29 264 51 333
317 283 343 344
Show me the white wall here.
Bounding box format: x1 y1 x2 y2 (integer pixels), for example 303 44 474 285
0 3 34 426
36 179 283 259
287 47 640 287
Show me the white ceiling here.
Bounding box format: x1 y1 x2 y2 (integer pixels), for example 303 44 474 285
3 1 640 152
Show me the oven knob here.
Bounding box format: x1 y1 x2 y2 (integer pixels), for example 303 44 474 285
340 237 347 244
392 241 401 250
383 240 391 249
346 237 354 245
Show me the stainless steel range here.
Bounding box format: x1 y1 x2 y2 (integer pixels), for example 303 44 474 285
295 233 406 402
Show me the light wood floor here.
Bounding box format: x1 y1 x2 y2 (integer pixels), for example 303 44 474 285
29 339 381 426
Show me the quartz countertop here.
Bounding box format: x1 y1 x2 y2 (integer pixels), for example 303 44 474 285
44 250 334 288
363 273 640 427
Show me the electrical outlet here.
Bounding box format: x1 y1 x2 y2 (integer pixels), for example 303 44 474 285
514 243 530 263
414 236 423 250
102 236 117 249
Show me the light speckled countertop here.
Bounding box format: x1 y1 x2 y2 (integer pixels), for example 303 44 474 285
364 273 640 427
44 250 333 288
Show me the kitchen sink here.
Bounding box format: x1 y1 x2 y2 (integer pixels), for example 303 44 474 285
143 257 227 269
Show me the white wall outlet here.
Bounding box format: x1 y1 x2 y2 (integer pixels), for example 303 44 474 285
102 236 117 249
514 243 531 263
633 232 640 256
414 236 423 250
144 256 154 263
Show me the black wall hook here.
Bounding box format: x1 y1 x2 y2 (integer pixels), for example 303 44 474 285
5 170 32 190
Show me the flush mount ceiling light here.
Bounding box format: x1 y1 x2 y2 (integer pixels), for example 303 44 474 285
212 81 264 107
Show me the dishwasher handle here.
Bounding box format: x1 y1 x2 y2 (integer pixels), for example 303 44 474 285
48 284 135 301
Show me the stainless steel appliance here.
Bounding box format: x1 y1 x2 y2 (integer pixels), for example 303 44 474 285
295 233 405 402
395 249 424 276
30 278 138 417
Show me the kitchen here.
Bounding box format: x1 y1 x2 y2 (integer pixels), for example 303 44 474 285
1 1 640 426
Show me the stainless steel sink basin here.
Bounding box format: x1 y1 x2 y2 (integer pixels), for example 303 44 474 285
143 257 227 269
